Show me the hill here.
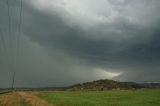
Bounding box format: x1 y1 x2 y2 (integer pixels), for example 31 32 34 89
1 80 160 91
66 79 146 91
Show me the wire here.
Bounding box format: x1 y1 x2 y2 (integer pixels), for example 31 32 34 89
5 0 23 89
6 0 16 89
14 0 23 70
6 0 12 52
17 0 23 58
0 29 9 63
14 0 23 89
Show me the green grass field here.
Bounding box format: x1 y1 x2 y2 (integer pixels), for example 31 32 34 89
39 89 160 106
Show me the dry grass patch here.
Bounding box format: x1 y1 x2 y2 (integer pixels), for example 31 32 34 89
0 92 53 106
18 92 53 106
0 92 29 106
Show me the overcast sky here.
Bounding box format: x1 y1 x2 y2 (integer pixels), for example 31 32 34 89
0 0 160 88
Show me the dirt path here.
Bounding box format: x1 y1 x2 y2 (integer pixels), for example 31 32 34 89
0 92 53 106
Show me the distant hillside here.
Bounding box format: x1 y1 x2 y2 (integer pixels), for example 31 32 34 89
1 80 160 91
142 82 160 88
66 79 146 91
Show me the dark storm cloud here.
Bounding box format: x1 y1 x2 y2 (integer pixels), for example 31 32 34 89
0 0 160 87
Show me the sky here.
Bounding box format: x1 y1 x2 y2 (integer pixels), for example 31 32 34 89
0 0 160 88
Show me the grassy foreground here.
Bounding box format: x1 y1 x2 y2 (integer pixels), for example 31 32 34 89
39 89 160 106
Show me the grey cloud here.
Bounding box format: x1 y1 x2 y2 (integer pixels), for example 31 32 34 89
0 0 160 88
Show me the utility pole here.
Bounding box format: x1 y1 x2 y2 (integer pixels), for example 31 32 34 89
11 72 15 91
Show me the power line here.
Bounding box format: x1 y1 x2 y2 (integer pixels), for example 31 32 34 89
6 0 12 52
0 29 14 89
14 0 23 89
16 0 23 65
6 0 17 90
17 0 23 58
0 29 9 62
5 0 23 89
6 0 15 72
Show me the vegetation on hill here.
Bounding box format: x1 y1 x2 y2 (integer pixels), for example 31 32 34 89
67 79 145 91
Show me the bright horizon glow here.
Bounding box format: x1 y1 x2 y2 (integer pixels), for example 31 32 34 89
94 68 122 79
